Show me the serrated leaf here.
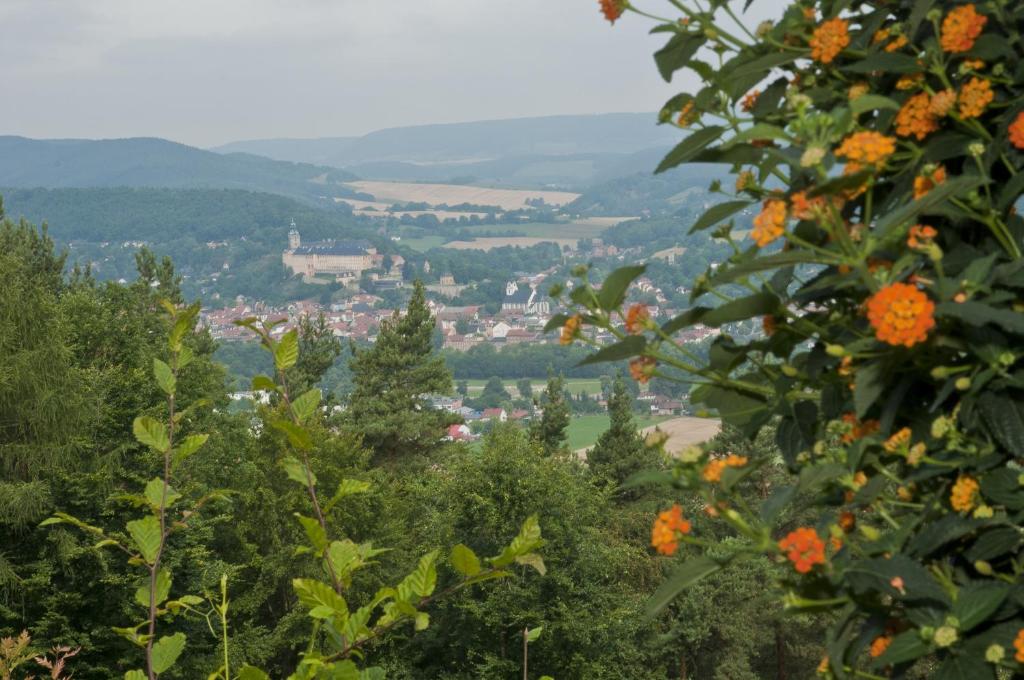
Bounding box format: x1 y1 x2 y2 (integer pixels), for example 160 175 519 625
490 515 543 567
133 416 170 453
125 671 146 680
450 544 481 577
654 31 704 82
597 265 646 311
874 630 931 667
150 633 186 674
271 419 313 451
876 176 984 239
526 626 543 643
292 388 322 424
281 456 314 486
144 478 180 509
854 361 886 419
701 293 777 327
323 478 372 513
126 516 162 564
295 514 328 553
850 94 900 115
293 578 349 621
842 52 919 73
406 551 438 598
134 569 172 609
656 126 725 174
274 329 299 371
515 553 546 576
689 200 752 234
173 434 208 467
153 358 176 396
237 666 271 680
977 393 1024 454
952 582 1009 631
251 375 278 393
645 556 722 618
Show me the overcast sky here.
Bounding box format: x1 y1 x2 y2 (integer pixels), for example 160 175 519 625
0 0 776 148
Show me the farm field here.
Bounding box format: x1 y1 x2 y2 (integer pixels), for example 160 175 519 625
345 180 580 210
461 378 603 396
460 221 608 240
567 414 672 451
397 234 447 251
443 236 577 251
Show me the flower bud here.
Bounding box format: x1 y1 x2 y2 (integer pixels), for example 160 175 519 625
782 364 799 377
933 626 958 648
755 20 773 37
955 377 971 391
974 560 994 575
985 644 1005 663
968 142 985 157
825 344 846 357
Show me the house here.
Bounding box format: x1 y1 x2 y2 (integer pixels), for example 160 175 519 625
445 424 473 442
650 396 684 416
501 281 551 315
504 329 538 345
481 408 508 422
282 224 378 277
509 409 531 421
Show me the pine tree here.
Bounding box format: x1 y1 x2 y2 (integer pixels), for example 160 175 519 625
588 373 660 497
530 372 570 456
345 281 453 462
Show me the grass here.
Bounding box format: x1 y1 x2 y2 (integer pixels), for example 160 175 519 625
399 235 447 252
459 222 609 240
566 414 671 451
460 378 604 396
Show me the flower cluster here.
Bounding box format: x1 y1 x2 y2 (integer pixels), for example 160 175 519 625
809 18 849 64
778 528 826 574
865 283 936 348
650 504 691 556
751 199 787 247
701 453 748 483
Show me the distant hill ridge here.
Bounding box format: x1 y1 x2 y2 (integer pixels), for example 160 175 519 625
0 136 359 203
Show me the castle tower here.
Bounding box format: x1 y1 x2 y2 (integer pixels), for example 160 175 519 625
505 281 518 297
287 219 300 250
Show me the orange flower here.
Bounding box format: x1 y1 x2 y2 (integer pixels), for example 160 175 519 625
752 199 787 247
677 100 697 127
963 58 984 71
598 0 627 24
896 73 924 91
838 511 856 532
1015 629 1024 663
958 77 993 119
701 454 748 483
913 165 946 199
865 282 936 347
762 315 777 336
810 18 850 64
883 427 911 452
869 635 892 658
741 89 760 113
735 170 756 192
790 190 826 220
651 504 691 555
625 304 649 334
629 356 656 383
778 527 826 573
560 314 582 345
842 414 880 443
838 355 854 377
885 35 908 52
848 82 869 101
940 4 987 53
929 89 956 117
895 92 939 140
907 224 938 249
834 131 896 165
950 475 980 512
1011 112 1024 150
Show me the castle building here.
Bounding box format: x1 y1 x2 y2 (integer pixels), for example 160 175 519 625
282 221 379 277
501 281 550 315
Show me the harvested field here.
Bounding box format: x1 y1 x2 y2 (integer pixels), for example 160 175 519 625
576 416 720 457
345 181 580 210
443 237 578 251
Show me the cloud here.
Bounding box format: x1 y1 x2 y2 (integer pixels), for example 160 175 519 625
0 0 778 146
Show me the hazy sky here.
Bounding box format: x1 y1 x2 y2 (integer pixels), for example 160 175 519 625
0 0 775 148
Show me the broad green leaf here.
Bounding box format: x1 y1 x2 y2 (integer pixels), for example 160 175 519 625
850 94 900 115
323 478 372 513
237 666 271 680
291 388 322 425
577 336 645 367
293 578 348 621
854 361 886 419
515 553 546 576
526 626 543 643
271 418 313 451
543 313 570 333
251 375 278 393
153 358 175 396
953 582 1009 631
645 556 722 618
281 456 314 486
133 416 170 453
689 200 753 234
172 433 208 467
727 123 792 145
875 176 984 238
977 393 1024 454
125 671 146 680
709 250 822 286
451 544 482 577
406 551 438 598
654 31 704 82
150 633 186 674
597 265 646 311
359 668 387 680
274 330 299 371
295 514 328 553
490 515 544 568
126 516 162 563
414 612 430 631
933 651 993 680
701 293 778 327
656 126 725 174
874 630 931 666
965 527 1022 561
330 660 360 680
842 52 919 73
936 301 1024 335
134 569 172 609
144 478 180 509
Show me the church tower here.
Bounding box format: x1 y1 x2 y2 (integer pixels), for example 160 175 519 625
287 219 301 250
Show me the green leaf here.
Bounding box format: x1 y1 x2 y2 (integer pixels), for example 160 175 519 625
526 626 543 643
134 569 172 609
150 633 186 674
153 358 176 396
251 375 278 393
144 478 180 509
515 553 547 576
125 671 146 680
936 301 1024 335
490 515 544 568
689 200 753 234
543 313 570 333
237 666 271 680
414 612 430 631
854 361 886 418
408 551 439 598
654 31 704 82
291 388 322 424
330 660 360 680
701 293 778 327
323 478 372 513
841 52 919 73
645 557 722 618
727 123 792 145
597 265 646 311
450 544 482 577
274 329 299 371
953 582 1009 631
977 393 1024 454
874 630 931 666
293 578 349 621
295 514 328 553
133 416 170 453
172 433 208 468
875 176 984 238
656 126 725 174
850 94 900 115
126 516 162 564
934 652 994 680
709 250 821 286
577 336 645 367
281 456 315 486
271 419 313 451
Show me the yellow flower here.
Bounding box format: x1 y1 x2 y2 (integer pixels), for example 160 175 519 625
751 199 787 247
895 92 939 140
560 314 582 345
834 132 896 166
865 282 936 347
940 4 987 53
958 77 993 119
810 18 850 64
950 475 980 512
883 427 911 452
